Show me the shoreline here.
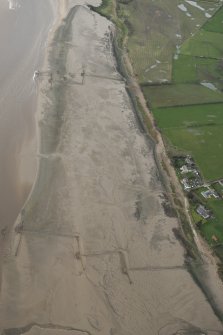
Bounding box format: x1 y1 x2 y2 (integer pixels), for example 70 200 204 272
0 0 60 289
12 0 70 237
101 4 223 322
12 0 95 248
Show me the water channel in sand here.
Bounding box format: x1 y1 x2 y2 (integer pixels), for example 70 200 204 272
0 0 54 240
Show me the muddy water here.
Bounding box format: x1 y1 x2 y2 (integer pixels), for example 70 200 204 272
0 0 54 233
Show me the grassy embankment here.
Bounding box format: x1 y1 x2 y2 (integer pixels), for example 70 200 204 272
93 0 223 264
90 0 158 139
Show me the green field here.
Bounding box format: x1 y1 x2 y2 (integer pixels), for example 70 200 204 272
117 0 221 83
173 55 223 90
180 30 223 59
153 104 223 180
141 3 223 182
203 6 223 33
200 199 223 244
143 84 223 108
153 104 223 128
95 0 222 83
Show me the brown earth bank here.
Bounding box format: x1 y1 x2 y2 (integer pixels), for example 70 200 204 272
0 1 223 334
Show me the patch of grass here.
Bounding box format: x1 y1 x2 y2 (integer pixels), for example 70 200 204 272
116 0 221 84
173 55 199 83
200 199 223 244
128 33 172 83
173 55 223 90
180 29 223 59
153 104 223 180
203 6 223 33
153 103 223 128
215 246 223 263
143 84 223 108
191 208 204 225
213 182 223 196
162 125 223 180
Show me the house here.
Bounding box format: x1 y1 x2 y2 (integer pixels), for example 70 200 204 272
196 205 210 219
180 165 193 174
201 190 212 199
201 189 219 199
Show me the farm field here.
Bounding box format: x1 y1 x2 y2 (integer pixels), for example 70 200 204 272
118 0 221 83
140 2 223 182
153 103 223 129
173 55 223 90
153 104 223 180
203 5 223 33
143 83 223 108
163 124 223 181
180 29 223 59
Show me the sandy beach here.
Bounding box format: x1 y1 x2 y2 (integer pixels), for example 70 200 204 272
0 1 223 334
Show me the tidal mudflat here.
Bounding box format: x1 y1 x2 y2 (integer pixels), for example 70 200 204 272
0 1 223 334
0 0 55 275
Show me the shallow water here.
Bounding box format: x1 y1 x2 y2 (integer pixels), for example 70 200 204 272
0 0 54 232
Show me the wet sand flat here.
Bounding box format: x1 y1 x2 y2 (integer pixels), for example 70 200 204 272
0 0 55 258
0 3 223 334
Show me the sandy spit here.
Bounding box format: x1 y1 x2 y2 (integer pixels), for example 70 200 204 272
0 1 222 334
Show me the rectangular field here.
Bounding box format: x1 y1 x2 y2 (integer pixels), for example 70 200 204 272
203 6 223 33
173 55 223 90
153 104 223 180
143 84 223 108
153 103 223 128
180 30 223 59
